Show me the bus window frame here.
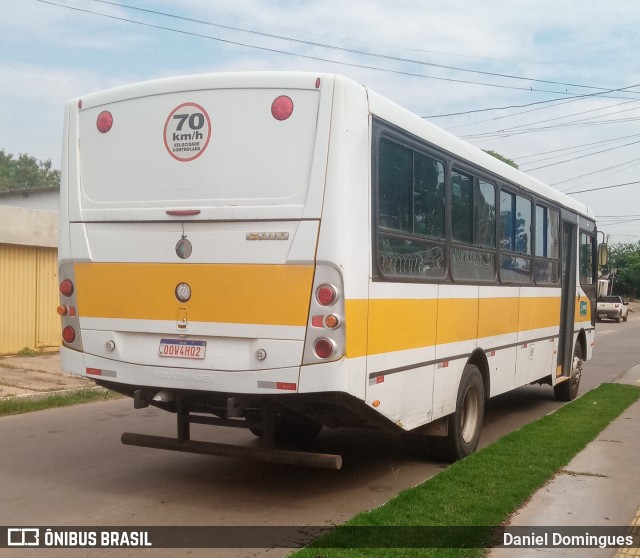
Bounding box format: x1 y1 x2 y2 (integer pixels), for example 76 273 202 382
371 118 595 290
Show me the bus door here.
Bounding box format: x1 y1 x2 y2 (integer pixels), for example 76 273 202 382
557 219 577 378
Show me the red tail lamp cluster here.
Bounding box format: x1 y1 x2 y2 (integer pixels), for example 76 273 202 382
312 283 342 360
58 279 76 344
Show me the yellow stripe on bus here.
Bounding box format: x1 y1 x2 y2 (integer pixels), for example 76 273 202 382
74 263 314 327
346 296 564 358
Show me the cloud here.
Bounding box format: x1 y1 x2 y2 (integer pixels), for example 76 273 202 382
2 0 640 240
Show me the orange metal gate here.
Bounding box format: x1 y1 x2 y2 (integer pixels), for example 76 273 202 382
0 244 60 354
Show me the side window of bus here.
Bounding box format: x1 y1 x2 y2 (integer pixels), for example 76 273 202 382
534 205 560 284
377 138 446 279
379 139 412 233
579 232 595 285
451 171 496 281
500 190 532 283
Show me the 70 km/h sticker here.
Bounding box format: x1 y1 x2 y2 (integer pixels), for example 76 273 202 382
163 102 211 162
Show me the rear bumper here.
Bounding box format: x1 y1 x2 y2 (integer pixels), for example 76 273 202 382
61 346 301 395
596 310 621 319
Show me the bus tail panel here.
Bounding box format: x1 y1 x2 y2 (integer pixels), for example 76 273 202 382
68 73 333 223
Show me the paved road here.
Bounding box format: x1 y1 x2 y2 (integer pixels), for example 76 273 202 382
1 314 638 558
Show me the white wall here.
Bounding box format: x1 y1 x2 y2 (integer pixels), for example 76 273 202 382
0 187 59 213
0 205 58 248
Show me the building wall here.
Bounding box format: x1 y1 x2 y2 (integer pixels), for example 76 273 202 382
0 204 60 354
0 187 59 213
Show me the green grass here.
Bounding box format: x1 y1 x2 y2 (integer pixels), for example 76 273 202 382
0 388 122 416
16 347 40 357
293 383 640 558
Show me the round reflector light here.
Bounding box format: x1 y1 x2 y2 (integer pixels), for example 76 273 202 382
316 284 337 306
97 111 113 133
59 279 74 297
314 338 335 359
175 282 191 303
271 96 294 121
325 314 341 329
62 326 76 344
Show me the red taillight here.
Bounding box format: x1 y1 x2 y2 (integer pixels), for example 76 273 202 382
62 326 76 344
316 284 338 306
97 111 113 133
271 96 294 121
314 338 335 359
59 279 74 297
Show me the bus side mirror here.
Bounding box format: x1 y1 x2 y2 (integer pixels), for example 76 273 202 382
598 243 608 267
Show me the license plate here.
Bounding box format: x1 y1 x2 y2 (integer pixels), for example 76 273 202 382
159 339 206 360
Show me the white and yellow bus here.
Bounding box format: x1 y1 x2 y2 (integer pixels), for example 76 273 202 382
58 72 600 469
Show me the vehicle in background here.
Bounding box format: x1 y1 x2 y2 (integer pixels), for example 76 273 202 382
596 295 628 322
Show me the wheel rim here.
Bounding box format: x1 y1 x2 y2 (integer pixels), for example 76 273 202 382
460 385 480 444
571 353 583 387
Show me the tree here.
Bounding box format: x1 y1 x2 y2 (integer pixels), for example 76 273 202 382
0 149 60 191
483 150 519 169
607 242 640 299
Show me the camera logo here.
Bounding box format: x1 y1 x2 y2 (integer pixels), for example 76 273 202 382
8 528 40 546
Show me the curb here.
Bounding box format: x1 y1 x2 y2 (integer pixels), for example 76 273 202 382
0 385 111 402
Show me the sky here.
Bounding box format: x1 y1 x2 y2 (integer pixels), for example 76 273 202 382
2 0 640 243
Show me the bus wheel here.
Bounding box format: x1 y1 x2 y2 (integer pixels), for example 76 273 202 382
437 364 485 462
554 344 582 402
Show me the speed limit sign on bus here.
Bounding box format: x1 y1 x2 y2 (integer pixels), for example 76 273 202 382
163 102 211 162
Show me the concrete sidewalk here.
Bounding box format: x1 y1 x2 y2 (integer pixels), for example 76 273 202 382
0 350 93 399
488 364 640 558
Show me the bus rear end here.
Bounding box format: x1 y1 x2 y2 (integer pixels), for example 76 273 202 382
58 73 356 468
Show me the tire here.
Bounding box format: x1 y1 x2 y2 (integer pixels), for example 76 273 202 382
623 314 628 322
554 344 582 402
435 364 485 462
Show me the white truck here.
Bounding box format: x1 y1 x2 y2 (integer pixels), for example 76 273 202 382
596 295 628 322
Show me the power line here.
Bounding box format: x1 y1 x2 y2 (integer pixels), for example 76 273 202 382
521 138 640 172
427 93 623 120
564 180 640 194
86 0 638 95
598 219 640 225
462 115 640 140
553 158 640 187
34 0 640 99
598 214 640 218
495 99 640 135
461 100 640 140
515 133 640 161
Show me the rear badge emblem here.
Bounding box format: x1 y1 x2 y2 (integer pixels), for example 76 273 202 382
176 238 192 259
246 232 289 241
